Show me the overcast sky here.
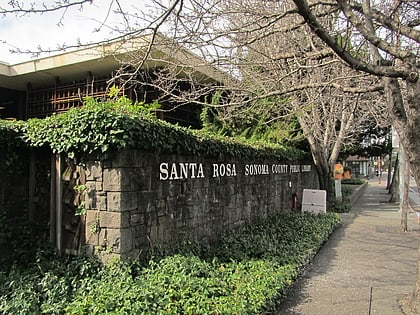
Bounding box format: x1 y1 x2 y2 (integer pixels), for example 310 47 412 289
0 0 145 64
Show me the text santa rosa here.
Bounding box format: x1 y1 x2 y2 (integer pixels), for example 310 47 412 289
159 162 311 181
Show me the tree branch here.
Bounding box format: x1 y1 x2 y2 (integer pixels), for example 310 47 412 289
337 0 415 60
350 1 420 43
291 0 418 82
0 1 92 15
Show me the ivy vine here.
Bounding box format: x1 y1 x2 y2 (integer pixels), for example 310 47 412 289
0 96 306 162
0 120 29 175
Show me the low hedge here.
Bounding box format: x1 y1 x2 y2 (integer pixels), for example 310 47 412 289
341 178 366 185
0 212 340 314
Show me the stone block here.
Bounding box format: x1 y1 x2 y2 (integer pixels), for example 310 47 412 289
96 193 107 211
96 251 121 264
102 169 120 191
150 225 165 243
85 161 103 181
129 168 151 191
107 191 137 212
121 249 143 261
130 212 145 226
103 168 137 192
85 181 96 192
138 192 157 212
112 150 139 168
99 211 130 229
84 245 95 257
85 210 100 245
85 232 99 246
102 168 151 191
86 210 99 226
106 228 122 253
135 234 151 247
101 228 133 254
85 181 97 210
96 181 103 191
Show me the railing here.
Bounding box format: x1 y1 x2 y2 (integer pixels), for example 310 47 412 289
25 79 202 128
26 79 120 118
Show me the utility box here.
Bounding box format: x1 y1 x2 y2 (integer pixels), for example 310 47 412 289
302 189 327 214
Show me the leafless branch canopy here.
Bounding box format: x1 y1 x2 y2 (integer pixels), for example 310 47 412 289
1 0 399 166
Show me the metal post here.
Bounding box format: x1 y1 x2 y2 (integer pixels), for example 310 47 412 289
55 154 62 253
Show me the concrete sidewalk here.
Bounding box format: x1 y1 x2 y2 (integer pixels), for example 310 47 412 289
274 179 419 315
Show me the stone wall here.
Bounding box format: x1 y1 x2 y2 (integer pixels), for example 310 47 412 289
84 150 319 261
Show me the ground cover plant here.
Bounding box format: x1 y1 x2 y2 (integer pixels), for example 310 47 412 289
0 211 340 315
329 178 366 213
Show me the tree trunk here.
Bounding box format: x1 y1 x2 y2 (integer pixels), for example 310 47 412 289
386 78 420 191
385 77 420 313
399 148 409 232
386 151 392 190
409 243 420 314
311 150 334 199
297 116 337 201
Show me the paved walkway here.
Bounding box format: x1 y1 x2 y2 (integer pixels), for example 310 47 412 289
274 178 419 315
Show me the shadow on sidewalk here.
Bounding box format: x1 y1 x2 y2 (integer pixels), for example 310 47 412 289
272 181 419 315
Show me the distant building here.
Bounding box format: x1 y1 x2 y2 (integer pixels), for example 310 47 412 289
344 155 370 178
0 35 225 128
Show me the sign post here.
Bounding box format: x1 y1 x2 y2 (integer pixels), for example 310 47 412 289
335 179 342 202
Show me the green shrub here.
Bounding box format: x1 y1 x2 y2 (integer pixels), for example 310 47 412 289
0 212 340 315
64 212 339 314
341 178 366 185
0 247 103 315
329 197 351 213
0 208 50 269
329 180 363 213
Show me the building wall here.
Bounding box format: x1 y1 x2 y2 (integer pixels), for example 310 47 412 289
83 150 319 261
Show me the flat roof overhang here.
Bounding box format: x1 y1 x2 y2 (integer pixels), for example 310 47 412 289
0 34 227 91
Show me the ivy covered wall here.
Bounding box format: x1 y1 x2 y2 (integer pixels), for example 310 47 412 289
0 95 316 261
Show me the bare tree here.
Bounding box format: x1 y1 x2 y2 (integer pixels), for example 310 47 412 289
1 1 390 192
133 0 388 199
290 0 419 312
291 0 419 182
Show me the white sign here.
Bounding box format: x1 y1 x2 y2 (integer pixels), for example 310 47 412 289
159 162 205 180
302 189 327 214
159 162 312 181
